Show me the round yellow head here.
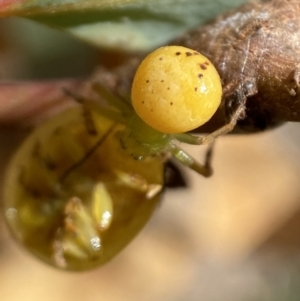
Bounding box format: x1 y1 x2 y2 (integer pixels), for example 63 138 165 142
131 45 222 133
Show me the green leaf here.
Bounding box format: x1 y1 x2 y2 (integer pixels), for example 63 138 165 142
0 1 141 16
0 0 247 51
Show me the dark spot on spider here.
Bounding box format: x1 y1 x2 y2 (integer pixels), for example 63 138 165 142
159 57 163 61
142 101 145 104
198 74 203 78
32 142 40 157
170 102 173 105
17 167 25 185
151 109 154 112
194 87 197 91
44 159 57 170
161 80 164 83
146 80 149 83
186 52 192 57
29 188 41 199
199 64 207 70
53 127 62 135
205 61 210 66
193 52 199 55
175 52 181 56
167 87 170 90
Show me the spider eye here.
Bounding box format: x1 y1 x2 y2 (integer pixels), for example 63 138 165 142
131 45 222 134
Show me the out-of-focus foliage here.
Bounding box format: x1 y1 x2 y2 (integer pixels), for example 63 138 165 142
0 0 247 51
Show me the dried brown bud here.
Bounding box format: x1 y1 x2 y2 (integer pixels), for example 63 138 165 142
173 0 300 132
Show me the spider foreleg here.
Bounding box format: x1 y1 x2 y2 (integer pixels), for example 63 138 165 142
170 144 214 177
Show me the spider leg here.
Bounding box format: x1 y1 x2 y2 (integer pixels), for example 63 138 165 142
64 88 98 136
198 102 245 144
92 82 132 115
170 143 214 177
64 86 127 129
175 102 245 145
